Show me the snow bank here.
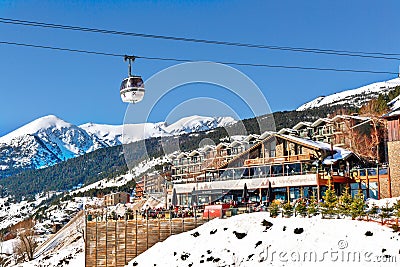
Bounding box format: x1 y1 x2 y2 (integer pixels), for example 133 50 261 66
128 212 400 267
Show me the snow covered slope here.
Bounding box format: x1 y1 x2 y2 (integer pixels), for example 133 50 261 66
297 77 400 111
0 115 235 176
163 115 236 135
80 122 169 146
0 115 104 175
81 115 236 145
128 212 400 267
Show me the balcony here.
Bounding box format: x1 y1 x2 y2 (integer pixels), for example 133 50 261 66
244 154 312 166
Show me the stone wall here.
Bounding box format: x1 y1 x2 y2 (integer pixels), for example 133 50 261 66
388 141 400 197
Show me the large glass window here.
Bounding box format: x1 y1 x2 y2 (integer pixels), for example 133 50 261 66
284 163 301 175
289 187 301 202
368 182 378 199
272 188 287 202
379 168 388 175
271 165 283 177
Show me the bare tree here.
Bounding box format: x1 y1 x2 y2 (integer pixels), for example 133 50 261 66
13 220 38 263
333 101 386 162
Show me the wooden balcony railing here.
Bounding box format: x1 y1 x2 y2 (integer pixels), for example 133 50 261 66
244 154 312 166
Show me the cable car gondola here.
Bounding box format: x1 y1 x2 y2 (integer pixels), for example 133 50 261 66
120 55 145 103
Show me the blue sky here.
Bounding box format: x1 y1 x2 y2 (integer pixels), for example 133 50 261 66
0 0 399 136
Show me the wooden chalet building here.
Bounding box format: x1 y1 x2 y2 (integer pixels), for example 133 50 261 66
170 131 391 206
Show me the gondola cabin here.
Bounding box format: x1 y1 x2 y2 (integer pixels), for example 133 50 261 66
120 76 145 103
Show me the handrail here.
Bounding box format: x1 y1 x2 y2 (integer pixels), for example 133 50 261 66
244 154 312 166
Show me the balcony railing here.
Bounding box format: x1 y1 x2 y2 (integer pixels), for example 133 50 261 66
244 154 312 166
351 167 389 181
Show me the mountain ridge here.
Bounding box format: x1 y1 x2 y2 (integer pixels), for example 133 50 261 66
0 114 236 177
297 77 400 111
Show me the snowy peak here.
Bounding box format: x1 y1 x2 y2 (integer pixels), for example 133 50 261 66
0 115 236 176
82 115 236 145
0 115 73 144
163 115 236 135
297 77 400 111
0 115 104 175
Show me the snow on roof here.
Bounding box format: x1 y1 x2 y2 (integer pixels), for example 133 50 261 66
228 140 247 147
258 131 275 140
279 134 354 164
383 109 400 118
277 128 297 134
176 152 189 159
331 114 371 122
292 121 312 130
311 118 332 127
279 134 332 150
188 150 200 157
322 147 353 165
216 142 230 148
244 134 260 142
199 145 215 152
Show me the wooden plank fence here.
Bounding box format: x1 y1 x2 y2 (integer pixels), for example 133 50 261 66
85 216 208 267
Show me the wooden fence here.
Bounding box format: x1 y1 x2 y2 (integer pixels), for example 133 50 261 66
85 216 208 267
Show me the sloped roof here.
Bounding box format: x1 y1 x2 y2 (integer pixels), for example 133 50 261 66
311 118 332 127
331 114 370 122
277 128 297 135
279 134 332 151
292 121 312 130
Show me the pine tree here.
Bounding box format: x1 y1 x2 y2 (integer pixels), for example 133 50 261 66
307 194 319 217
282 202 293 217
392 200 400 230
393 200 400 223
350 190 366 220
337 185 352 217
269 201 279 218
379 201 394 225
295 198 307 217
321 185 338 219
368 203 379 220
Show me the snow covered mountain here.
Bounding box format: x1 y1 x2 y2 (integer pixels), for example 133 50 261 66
0 115 236 177
81 115 236 146
297 77 400 111
80 122 169 147
163 115 236 135
0 115 104 176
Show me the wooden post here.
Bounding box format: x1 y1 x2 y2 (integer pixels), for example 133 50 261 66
158 217 161 242
388 167 392 198
105 215 108 267
115 221 117 267
124 219 127 265
182 218 184 232
287 186 290 202
95 215 98 267
85 211 88 267
135 211 138 257
262 142 265 164
146 212 149 249
194 208 197 228
366 169 370 198
170 216 172 235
